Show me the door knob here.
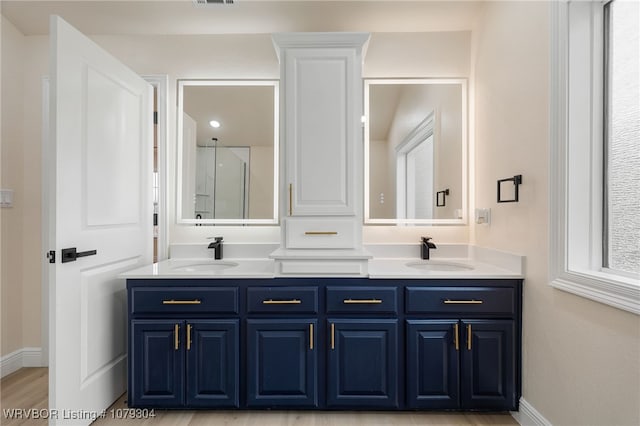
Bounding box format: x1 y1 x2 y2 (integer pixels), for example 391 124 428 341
61 247 97 263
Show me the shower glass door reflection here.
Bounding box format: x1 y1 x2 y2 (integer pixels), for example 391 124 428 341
195 146 249 219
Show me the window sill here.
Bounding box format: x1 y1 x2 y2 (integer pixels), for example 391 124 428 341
550 270 640 315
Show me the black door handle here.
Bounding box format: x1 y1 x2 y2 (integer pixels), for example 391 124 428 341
61 247 97 263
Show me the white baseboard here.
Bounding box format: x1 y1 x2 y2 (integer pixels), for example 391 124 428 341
0 347 44 378
512 397 553 426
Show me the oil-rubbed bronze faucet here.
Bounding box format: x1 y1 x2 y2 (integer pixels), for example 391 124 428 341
208 237 224 260
421 237 437 260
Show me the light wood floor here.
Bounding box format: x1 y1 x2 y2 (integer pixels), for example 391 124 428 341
1 368 518 425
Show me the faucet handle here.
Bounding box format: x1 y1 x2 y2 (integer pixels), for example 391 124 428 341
421 236 432 242
207 236 224 242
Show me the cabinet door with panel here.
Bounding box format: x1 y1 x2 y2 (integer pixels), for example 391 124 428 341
130 320 185 407
129 319 240 408
327 319 399 408
280 45 363 216
461 320 516 410
406 319 516 411
246 319 318 408
406 320 460 409
186 320 239 408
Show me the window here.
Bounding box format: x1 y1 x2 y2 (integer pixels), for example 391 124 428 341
550 0 640 314
603 0 640 278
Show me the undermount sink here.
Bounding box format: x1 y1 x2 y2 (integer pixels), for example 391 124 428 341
405 261 475 272
170 261 239 272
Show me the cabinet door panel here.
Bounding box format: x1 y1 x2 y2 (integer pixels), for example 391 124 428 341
247 319 318 407
327 319 398 408
186 320 239 407
406 320 460 409
130 320 184 407
461 320 516 410
285 48 357 216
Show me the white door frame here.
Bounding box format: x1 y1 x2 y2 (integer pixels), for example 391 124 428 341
142 75 169 261
41 77 51 367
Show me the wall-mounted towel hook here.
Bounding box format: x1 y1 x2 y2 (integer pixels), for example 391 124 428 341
497 175 522 203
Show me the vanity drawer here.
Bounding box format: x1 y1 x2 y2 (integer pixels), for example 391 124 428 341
406 287 515 316
130 287 238 315
326 287 398 314
247 287 318 314
285 218 358 249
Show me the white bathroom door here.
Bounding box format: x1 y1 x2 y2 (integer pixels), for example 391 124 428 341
48 16 153 425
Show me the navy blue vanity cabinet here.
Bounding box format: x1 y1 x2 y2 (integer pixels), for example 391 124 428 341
406 320 460 409
246 286 319 408
405 283 520 411
130 320 185 407
127 283 240 408
130 319 240 408
186 319 239 407
127 278 522 412
327 319 399 408
246 319 318 407
325 286 400 408
460 319 515 410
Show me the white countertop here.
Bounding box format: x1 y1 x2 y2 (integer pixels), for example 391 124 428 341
367 257 523 279
120 258 276 279
121 244 524 280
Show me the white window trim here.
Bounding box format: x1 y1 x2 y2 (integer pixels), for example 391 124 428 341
549 0 640 315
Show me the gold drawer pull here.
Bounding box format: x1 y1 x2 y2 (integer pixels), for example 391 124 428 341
309 323 314 350
343 299 382 304
174 324 179 351
187 324 192 351
330 323 335 350
454 323 459 351
262 299 302 305
304 231 338 235
443 299 484 305
163 299 201 305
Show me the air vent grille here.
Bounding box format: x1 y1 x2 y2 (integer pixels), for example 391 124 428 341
193 0 236 6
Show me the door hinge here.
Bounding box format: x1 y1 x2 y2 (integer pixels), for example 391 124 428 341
46 250 56 264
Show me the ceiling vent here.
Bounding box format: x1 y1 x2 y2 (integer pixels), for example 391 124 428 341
193 0 236 6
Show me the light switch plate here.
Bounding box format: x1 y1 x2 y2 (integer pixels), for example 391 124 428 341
475 208 491 225
0 189 14 208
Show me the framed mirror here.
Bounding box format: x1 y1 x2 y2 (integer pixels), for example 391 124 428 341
177 80 279 225
364 78 467 225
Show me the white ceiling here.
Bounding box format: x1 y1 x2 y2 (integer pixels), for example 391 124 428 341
1 1 482 36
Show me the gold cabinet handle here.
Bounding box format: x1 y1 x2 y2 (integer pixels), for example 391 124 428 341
454 323 459 351
187 324 192 351
343 299 382 304
163 299 202 305
289 183 292 216
467 324 472 351
174 324 179 351
330 323 335 350
304 231 338 235
262 299 302 305
443 299 484 305
309 323 314 350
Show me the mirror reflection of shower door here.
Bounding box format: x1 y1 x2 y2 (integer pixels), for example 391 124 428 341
405 135 434 219
195 146 215 219
214 147 250 219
